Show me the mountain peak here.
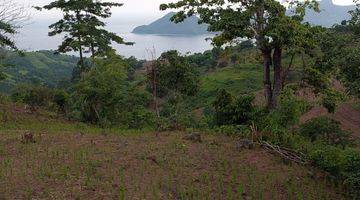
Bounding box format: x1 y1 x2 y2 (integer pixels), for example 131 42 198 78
132 12 209 35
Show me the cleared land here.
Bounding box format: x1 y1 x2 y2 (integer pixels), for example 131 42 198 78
0 104 346 199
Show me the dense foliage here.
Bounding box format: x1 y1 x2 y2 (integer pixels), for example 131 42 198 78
71 55 154 128
212 89 255 126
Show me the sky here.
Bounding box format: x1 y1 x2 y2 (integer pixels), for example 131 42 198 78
14 0 356 21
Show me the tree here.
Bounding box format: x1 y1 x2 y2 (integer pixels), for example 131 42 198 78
161 0 318 108
0 0 29 81
349 0 360 34
155 50 200 129
308 0 360 99
36 0 133 73
156 50 199 98
72 53 154 128
341 0 360 97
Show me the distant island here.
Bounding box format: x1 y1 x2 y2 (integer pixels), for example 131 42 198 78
132 12 210 35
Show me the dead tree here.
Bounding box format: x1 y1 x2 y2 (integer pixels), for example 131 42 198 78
0 0 30 30
145 47 160 118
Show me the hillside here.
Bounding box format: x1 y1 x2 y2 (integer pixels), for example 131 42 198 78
0 51 77 93
132 12 209 35
200 64 263 105
0 101 346 199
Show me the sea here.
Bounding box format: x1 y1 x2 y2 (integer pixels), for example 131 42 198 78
15 18 213 60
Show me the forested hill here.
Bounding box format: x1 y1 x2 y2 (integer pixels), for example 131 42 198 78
304 0 355 27
132 12 209 35
0 50 77 93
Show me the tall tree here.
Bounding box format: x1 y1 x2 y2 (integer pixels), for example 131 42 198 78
161 0 318 108
36 0 132 73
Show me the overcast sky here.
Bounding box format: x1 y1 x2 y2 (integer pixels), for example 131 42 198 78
14 0 356 21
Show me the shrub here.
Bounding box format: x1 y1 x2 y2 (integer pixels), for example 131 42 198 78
11 84 54 109
274 88 304 127
299 117 351 147
344 173 360 199
72 55 153 128
309 145 345 175
212 89 255 126
10 84 69 112
322 89 344 113
160 95 197 130
53 89 69 113
308 146 360 199
0 93 10 104
343 150 360 198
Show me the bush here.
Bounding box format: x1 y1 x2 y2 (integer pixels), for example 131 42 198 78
0 93 10 104
308 146 360 199
11 84 53 109
343 150 360 198
10 84 69 113
274 88 304 127
160 95 197 130
212 89 255 126
322 89 344 113
53 89 69 113
299 117 351 147
72 55 153 128
309 145 346 175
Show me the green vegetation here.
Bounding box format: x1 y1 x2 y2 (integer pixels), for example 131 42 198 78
0 50 77 93
0 0 360 199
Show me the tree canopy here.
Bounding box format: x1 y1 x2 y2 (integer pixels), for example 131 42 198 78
36 0 133 72
160 0 319 108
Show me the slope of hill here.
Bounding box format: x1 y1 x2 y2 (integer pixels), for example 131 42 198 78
304 0 355 27
200 64 263 106
132 12 209 35
0 51 78 93
0 101 346 199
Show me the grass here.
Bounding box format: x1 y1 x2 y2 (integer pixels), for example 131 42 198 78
0 102 347 199
200 64 263 106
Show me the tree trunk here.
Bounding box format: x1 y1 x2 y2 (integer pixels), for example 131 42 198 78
262 49 273 109
76 10 84 73
272 47 282 107
78 38 84 71
91 43 95 62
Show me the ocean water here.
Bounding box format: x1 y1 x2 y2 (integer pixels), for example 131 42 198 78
15 19 213 59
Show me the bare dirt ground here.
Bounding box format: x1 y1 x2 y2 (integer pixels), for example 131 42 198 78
0 99 353 199
0 130 345 199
